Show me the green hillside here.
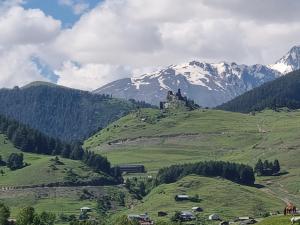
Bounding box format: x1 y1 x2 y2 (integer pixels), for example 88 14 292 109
0 134 106 187
125 175 284 221
0 134 132 225
84 108 300 209
218 69 300 113
257 215 292 225
85 108 300 171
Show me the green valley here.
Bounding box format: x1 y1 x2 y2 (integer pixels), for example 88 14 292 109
84 108 300 223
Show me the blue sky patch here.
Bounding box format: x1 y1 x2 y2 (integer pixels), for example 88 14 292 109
23 0 102 27
31 56 60 83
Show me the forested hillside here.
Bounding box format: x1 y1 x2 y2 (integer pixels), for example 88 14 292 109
0 82 153 141
218 70 300 113
0 114 120 181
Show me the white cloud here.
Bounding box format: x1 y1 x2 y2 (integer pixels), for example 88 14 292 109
55 61 132 90
0 5 61 88
1 0 300 90
0 46 47 88
0 0 24 12
53 0 300 69
58 0 90 15
0 6 61 47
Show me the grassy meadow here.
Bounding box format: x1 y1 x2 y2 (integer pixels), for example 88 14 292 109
85 108 300 172
257 215 292 225
84 108 300 222
0 134 132 225
0 134 104 187
1 108 300 224
125 175 284 221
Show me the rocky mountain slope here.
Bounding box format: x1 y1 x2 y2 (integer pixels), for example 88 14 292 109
94 46 300 107
269 45 300 74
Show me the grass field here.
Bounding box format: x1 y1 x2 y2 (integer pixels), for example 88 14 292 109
84 108 300 217
85 108 300 171
0 134 105 187
257 215 292 225
84 109 300 192
0 134 132 225
2 108 300 224
123 175 284 222
1 185 132 225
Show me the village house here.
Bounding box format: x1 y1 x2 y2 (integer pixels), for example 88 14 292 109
236 216 254 221
192 206 203 212
80 207 92 213
128 213 154 225
179 211 196 221
209 213 220 221
175 194 190 201
118 164 145 173
79 207 92 220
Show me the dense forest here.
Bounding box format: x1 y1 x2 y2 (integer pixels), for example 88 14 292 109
0 114 121 180
217 69 300 113
0 82 154 141
156 161 255 186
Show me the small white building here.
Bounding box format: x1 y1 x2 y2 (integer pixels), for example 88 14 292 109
175 194 190 201
209 214 220 221
238 216 254 221
80 207 92 213
180 211 196 221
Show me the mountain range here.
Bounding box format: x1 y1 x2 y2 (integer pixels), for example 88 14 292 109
94 46 300 107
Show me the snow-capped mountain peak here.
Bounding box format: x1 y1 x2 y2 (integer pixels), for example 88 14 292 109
94 46 300 107
269 45 300 74
94 59 281 107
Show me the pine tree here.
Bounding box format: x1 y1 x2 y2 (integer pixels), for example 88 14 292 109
273 159 280 174
254 159 264 176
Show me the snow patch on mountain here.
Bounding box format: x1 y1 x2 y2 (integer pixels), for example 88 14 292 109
269 45 300 74
94 46 300 107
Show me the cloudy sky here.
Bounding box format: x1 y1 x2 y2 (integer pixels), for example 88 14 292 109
0 0 300 90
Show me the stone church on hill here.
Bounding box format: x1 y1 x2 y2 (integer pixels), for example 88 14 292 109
160 89 200 110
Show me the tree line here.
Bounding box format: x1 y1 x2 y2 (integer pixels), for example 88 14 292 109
0 203 55 225
0 114 120 180
0 203 176 225
254 159 280 176
155 160 255 186
0 153 26 170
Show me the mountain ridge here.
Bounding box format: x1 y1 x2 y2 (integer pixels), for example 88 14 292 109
94 46 300 107
0 84 153 141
